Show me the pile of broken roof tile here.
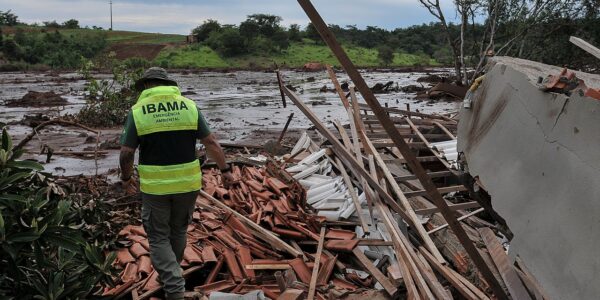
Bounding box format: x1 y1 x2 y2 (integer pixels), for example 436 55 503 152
103 163 379 299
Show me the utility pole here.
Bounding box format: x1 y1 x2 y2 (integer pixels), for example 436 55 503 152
109 0 113 30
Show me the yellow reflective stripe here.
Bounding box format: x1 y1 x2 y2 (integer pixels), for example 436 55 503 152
138 160 201 180
132 90 198 136
140 174 202 195
138 160 202 195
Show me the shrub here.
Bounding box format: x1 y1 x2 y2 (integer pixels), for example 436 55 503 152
0 128 116 298
77 57 143 127
378 45 394 66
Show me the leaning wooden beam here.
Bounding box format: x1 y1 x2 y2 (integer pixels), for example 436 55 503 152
307 227 326 300
326 65 351 109
198 191 302 257
418 247 481 300
296 1 508 298
570 36 600 60
479 228 532 300
433 121 457 140
353 247 399 297
348 98 446 263
405 117 454 170
365 158 421 299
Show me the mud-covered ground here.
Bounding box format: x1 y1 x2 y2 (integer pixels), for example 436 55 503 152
0 69 459 177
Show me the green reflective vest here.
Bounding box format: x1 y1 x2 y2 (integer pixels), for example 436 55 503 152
132 86 202 195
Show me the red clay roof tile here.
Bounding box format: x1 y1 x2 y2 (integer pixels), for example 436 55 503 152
138 255 153 278
130 242 149 258
121 262 139 283
324 239 359 252
289 258 312 284
116 248 135 266
325 229 357 240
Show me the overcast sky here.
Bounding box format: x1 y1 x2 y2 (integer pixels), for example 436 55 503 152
1 0 459 34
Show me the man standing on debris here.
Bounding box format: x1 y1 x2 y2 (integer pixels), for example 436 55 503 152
119 67 235 300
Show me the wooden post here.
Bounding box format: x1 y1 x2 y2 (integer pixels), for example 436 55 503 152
277 113 295 146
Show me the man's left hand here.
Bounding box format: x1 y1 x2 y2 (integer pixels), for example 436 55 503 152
222 171 237 188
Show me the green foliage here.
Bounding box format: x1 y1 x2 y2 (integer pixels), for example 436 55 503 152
0 10 18 26
77 57 143 127
62 19 79 29
2 29 107 69
154 45 229 68
206 27 247 57
246 14 282 38
0 128 116 298
378 45 394 66
288 24 302 42
304 23 322 44
192 19 221 42
239 19 260 42
158 41 438 69
271 29 290 51
43 20 62 28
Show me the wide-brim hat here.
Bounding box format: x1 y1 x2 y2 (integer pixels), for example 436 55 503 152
134 67 178 91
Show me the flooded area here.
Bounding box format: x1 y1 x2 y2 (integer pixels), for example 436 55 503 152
0 69 460 176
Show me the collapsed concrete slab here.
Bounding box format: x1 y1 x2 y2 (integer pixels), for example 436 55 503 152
458 56 600 300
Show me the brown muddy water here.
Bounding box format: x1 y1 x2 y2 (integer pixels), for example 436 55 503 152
0 69 460 177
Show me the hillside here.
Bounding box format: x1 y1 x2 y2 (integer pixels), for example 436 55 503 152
1 26 438 69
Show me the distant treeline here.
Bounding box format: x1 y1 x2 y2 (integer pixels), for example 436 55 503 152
191 12 599 71
0 10 107 70
0 28 107 70
0 5 598 71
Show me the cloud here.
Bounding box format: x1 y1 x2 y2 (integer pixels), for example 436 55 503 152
0 0 459 34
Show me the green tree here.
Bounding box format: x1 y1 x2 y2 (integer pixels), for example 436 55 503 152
43 20 61 28
192 19 221 42
62 19 79 29
246 14 282 37
0 10 18 26
288 24 302 42
305 22 321 44
2 39 22 60
271 29 290 51
239 19 260 42
207 27 247 57
378 45 394 66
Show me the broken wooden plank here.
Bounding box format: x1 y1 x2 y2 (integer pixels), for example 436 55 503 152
307 227 326 300
352 247 398 296
428 208 485 234
246 264 292 270
393 170 454 182
198 191 302 257
570 36 600 60
404 185 468 198
414 201 480 215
